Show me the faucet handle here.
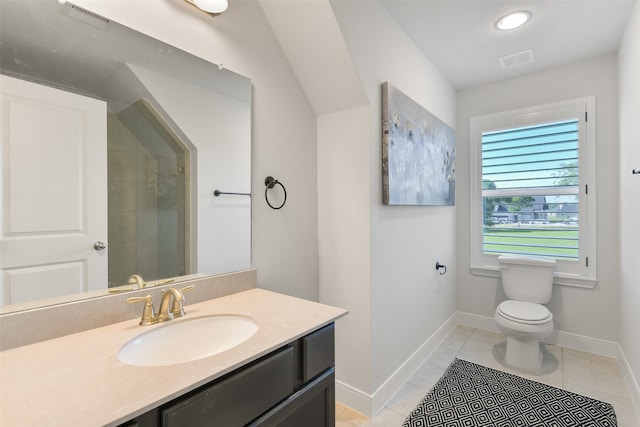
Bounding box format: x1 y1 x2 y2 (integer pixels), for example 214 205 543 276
180 285 196 294
126 295 158 326
152 278 175 287
171 285 196 318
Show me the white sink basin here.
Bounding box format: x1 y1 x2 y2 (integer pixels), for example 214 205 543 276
118 315 258 367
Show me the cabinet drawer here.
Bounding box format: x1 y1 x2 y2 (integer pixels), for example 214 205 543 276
161 346 294 427
302 323 334 382
250 368 335 427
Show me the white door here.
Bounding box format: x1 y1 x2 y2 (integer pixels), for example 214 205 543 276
0 75 107 306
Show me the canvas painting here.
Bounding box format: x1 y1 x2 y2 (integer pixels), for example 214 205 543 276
381 82 455 206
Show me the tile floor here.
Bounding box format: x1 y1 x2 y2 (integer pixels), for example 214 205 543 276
336 326 640 426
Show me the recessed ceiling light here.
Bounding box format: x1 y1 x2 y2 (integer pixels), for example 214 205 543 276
495 11 531 31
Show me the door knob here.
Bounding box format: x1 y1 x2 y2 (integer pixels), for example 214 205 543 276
93 241 107 250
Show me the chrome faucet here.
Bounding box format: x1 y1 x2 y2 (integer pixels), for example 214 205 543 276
127 285 195 326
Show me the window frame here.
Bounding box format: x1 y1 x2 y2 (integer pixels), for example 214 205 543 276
469 97 597 288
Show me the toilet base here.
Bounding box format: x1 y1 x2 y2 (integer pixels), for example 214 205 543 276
504 335 543 371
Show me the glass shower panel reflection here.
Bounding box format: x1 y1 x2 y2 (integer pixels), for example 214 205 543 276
107 100 188 287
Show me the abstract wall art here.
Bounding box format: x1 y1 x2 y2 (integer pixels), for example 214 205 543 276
381 82 455 206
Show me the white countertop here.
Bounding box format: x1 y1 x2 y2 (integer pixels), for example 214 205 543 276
0 288 347 427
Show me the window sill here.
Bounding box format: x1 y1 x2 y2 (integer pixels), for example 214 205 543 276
470 264 598 289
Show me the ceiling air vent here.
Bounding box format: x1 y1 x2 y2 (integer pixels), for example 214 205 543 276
498 49 534 70
62 3 110 30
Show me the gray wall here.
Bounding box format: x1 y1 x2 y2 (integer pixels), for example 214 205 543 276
618 0 640 411
330 0 457 405
456 54 620 341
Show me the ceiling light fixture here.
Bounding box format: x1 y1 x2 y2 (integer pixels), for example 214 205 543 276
185 0 228 15
495 11 531 31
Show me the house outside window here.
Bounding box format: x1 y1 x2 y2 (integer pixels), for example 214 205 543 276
470 97 597 287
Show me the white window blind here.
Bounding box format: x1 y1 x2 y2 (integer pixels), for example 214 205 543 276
481 119 580 260
470 96 597 287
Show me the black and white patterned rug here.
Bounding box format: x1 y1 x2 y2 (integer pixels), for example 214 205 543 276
403 358 617 426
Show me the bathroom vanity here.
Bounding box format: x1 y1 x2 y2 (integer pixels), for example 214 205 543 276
0 288 347 426
119 323 335 426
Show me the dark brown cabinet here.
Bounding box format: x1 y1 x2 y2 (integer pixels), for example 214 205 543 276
118 323 335 427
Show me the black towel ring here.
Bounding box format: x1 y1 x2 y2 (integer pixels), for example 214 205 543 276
265 176 287 210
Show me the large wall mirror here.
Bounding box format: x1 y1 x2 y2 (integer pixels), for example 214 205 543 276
0 0 252 313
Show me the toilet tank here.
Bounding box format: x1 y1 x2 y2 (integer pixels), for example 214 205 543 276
498 255 556 304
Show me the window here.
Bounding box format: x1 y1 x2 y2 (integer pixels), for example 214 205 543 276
470 97 597 287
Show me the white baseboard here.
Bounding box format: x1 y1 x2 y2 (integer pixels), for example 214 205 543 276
617 344 640 421
335 379 372 417
455 311 500 334
335 312 458 417
456 310 620 356
337 311 640 421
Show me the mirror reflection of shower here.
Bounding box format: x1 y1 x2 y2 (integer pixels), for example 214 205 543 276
108 99 189 287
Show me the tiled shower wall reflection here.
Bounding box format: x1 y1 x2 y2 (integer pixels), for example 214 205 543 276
107 110 186 287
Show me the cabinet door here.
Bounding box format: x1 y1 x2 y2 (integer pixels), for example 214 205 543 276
303 323 335 382
161 346 294 427
250 369 335 427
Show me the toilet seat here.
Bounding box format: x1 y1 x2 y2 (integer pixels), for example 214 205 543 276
497 300 552 325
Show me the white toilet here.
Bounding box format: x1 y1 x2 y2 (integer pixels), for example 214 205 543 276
495 255 556 371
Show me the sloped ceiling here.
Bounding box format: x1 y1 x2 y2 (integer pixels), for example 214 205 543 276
259 0 635 111
259 0 368 116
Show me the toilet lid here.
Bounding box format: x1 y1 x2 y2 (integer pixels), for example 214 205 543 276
497 300 552 324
